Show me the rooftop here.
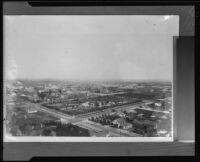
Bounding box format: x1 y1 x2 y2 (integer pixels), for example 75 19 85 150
114 118 131 126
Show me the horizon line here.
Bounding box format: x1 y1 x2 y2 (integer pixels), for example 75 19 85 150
6 78 172 82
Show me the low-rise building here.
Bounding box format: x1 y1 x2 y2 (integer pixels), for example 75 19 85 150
126 112 137 120
27 107 38 113
112 118 132 129
81 102 90 107
155 102 162 107
132 119 157 135
116 112 126 118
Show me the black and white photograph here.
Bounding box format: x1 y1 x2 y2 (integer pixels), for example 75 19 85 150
3 15 179 142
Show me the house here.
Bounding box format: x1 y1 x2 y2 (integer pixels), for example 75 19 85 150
132 119 157 134
126 112 137 120
27 107 38 113
137 113 144 118
106 101 112 106
89 102 95 107
155 102 162 107
143 119 157 128
132 119 147 134
126 109 137 114
98 101 102 107
112 118 132 129
81 102 90 107
116 111 126 118
110 112 117 116
143 100 154 105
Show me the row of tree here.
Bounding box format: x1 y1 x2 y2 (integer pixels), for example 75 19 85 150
42 121 90 136
89 114 120 127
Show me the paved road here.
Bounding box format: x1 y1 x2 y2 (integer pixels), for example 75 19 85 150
28 101 143 121
27 102 140 136
26 101 170 137
74 120 141 137
136 107 170 114
25 101 143 136
75 102 143 118
26 102 83 123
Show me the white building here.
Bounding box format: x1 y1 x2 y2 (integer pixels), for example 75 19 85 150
27 107 38 113
112 118 132 129
155 102 162 107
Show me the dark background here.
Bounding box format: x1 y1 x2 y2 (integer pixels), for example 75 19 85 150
2 2 195 160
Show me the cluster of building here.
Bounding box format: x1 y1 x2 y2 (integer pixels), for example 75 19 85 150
6 80 172 137
6 80 171 117
89 108 160 136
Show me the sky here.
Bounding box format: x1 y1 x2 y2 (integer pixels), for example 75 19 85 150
4 15 179 81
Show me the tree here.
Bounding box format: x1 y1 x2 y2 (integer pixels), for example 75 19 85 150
112 124 117 128
10 125 20 136
123 110 128 115
42 129 51 136
94 101 99 108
